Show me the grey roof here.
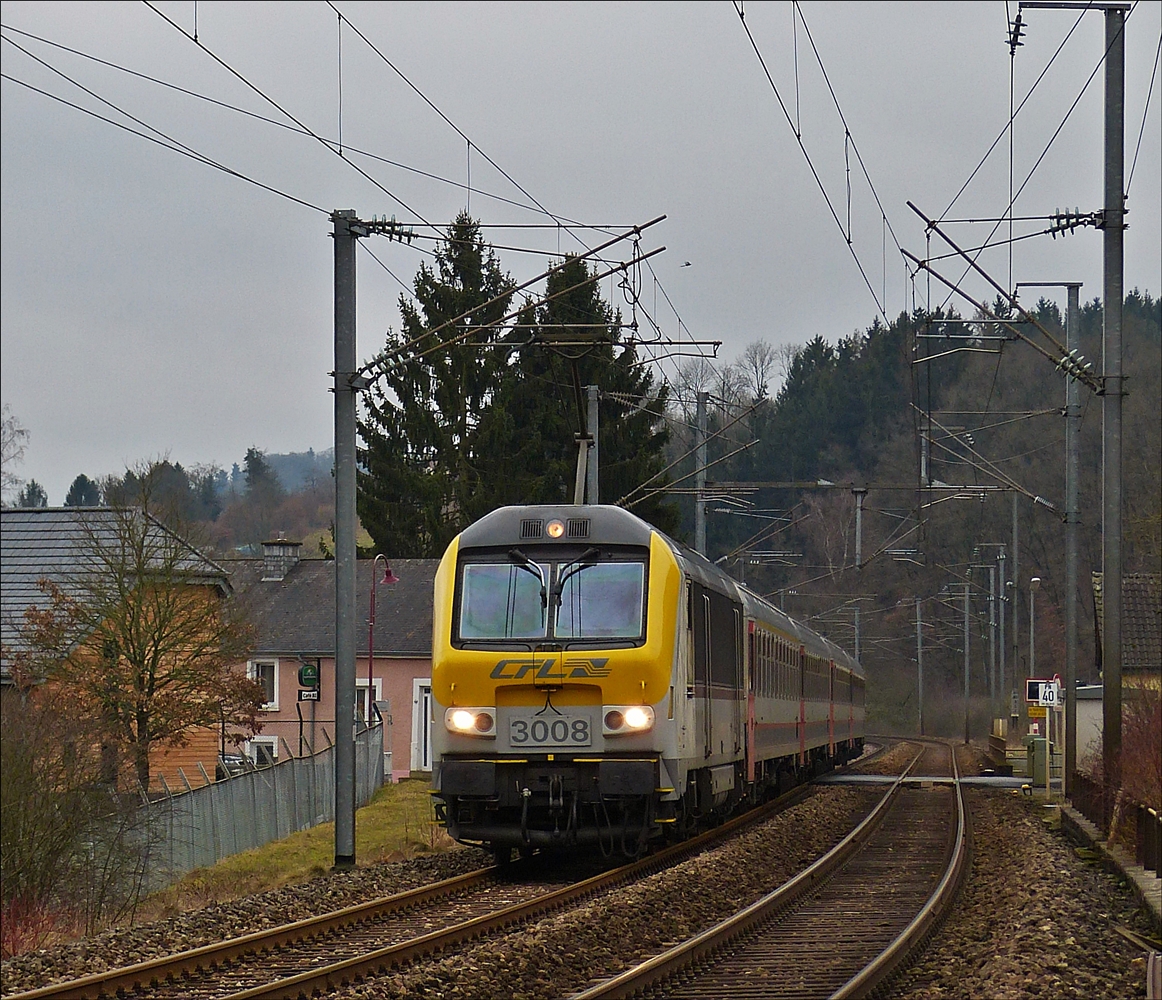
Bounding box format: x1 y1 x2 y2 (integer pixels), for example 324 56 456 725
1 507 230 673
224 557 439 658
1092 572 1161 674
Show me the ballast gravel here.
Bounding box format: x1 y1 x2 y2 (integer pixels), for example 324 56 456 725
887 787 1156 1000
0 848 490 995
853 740 920 775
333 786 880 1000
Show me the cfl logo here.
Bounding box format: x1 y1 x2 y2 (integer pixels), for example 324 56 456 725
565 657 611 678
490 657 611 679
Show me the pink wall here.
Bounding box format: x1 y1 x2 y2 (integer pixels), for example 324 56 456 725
233 655 431 782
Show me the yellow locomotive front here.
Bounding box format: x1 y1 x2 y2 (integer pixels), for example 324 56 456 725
430 505 680 859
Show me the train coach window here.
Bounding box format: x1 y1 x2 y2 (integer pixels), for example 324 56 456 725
460 563 547 639
556 562 645 639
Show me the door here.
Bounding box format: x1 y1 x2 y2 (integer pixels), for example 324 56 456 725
691 585 712 756
410 679 433 772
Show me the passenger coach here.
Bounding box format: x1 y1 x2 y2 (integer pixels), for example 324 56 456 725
430 505 865 858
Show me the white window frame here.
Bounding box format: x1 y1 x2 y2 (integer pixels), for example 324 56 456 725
356 678 382 724
248 658 279 712
247 735 278 767
411 677 433 772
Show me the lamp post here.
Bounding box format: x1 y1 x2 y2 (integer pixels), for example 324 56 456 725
367 555 399 722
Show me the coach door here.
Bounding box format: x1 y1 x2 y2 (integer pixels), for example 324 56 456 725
691 583 712 756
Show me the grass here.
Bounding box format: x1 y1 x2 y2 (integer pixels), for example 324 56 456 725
132 779 458 924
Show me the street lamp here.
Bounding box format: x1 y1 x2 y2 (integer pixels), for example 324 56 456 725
367 555 399 721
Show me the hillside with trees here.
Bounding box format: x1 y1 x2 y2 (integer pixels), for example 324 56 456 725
670 292 1159 741
349 212 1157 746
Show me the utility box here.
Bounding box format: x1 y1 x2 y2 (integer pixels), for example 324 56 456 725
1025 736 1049 786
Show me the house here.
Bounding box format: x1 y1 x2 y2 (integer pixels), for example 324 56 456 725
0 506 234 790
1092 572 1162 691
223 540 438 782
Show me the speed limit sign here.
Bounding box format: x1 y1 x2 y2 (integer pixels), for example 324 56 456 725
1038 682 1060 708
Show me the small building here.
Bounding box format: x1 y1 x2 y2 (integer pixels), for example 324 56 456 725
1092 572 1162 691
1074 683 1103 762
223 541 438 782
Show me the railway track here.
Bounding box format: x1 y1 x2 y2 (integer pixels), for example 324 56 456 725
11 777 829 1000
572 740 968 1000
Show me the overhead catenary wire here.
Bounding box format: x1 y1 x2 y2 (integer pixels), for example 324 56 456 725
617 402 759 503
722 505 810 563
381 245 667 376
0 70 327 214
0 21 599 223
144 0 443 235
917 406 1057 507
324 0 577 241
324 1 708 398
794 4 906 261
625 440 760 510
931 2 1141 313
939 3 1090 223
1126 29 1161 193
732 1 895 324
359 241 415 300
367 218 665 374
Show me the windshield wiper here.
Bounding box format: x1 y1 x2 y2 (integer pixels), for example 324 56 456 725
507 548 548 611
549 547 601 609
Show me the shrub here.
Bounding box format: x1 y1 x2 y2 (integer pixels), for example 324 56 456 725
0 686 149 948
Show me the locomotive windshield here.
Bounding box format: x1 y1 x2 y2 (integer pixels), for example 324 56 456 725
556 562 644 638
456 555 646 645
459 563 548 640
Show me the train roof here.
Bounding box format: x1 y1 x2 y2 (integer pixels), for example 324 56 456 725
458 504 655 549
454 504 862 677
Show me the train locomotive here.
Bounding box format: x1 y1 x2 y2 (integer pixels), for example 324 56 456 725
430 504 865 858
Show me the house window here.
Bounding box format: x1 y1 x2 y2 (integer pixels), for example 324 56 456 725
248 736 277 767
356 679 382 724
249 659 278 710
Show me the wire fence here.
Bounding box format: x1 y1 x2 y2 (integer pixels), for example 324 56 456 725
139 722 384 893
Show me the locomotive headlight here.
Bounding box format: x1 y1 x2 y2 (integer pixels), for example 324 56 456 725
603 705 654 735
624 706 651 730
445 707 496 737
546 519 565 538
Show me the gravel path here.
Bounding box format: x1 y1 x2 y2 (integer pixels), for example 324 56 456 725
0 848 490 995
335 786 880 1000
888 788 1157 1000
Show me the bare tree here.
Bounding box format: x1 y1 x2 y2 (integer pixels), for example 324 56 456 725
17 468 264 789
1 404 30 506
802 491 855 576
736 340 777 402
774 342 801 389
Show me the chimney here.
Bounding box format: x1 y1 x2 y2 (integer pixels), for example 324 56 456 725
261 534 302 582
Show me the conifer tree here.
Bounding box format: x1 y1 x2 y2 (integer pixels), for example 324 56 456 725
358 213 516 556
358 221 677 556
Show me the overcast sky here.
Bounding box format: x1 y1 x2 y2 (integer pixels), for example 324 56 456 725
2 1 1159 503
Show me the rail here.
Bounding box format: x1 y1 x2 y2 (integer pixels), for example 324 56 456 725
11 770 829 1000
571 740 968 1000
831 742 966 997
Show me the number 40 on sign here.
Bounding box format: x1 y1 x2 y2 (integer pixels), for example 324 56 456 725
1026 678 1060 708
